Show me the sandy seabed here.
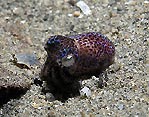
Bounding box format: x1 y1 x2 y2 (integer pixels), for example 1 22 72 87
0 0 148 116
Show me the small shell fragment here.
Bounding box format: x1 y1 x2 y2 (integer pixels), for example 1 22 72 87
76 1 92 15
11 53 39 69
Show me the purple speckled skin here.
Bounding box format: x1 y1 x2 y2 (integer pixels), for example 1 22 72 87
41 32 115 84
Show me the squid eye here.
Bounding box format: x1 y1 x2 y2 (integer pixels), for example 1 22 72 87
56 54 75 67
61 54 75 67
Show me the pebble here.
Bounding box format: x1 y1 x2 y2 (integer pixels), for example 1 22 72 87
73 11 81 17
144 1 149 4
45 93 55 102
117 104 124 110
125 0 137 5
80 86 91 97
12 7 23 15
